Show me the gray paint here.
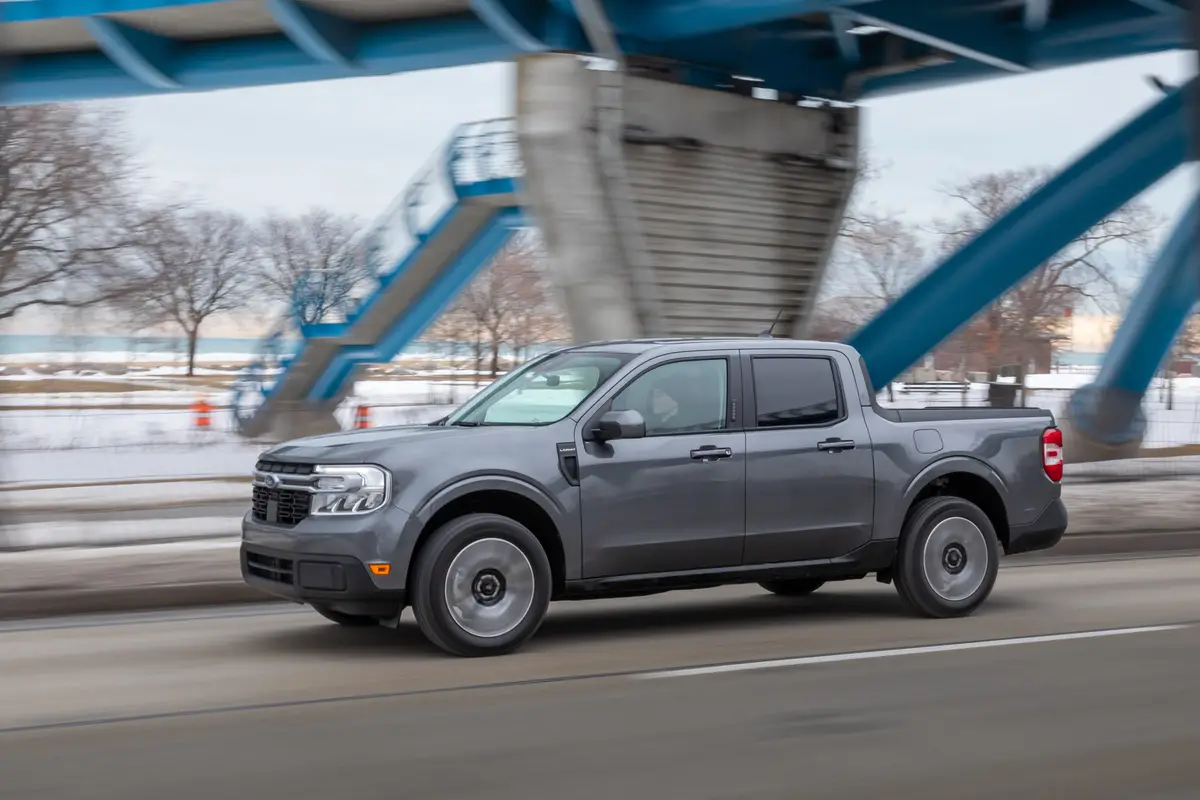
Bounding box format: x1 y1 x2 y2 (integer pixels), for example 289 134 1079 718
242 338 1064 598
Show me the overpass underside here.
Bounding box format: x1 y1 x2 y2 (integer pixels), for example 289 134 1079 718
516 54 859 343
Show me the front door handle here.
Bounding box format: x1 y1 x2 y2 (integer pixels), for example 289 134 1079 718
690 446 733 461
817 438 856 452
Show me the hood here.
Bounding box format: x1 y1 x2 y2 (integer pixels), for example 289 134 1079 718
262 423 526 466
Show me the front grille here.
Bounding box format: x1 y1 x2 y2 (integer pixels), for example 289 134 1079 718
256 460 315 476
251 485 312 527
245 551 294 585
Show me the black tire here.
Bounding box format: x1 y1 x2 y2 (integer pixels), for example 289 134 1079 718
759 579 826 597
410 513 553 657
894 496 1001 618
312 605 380 627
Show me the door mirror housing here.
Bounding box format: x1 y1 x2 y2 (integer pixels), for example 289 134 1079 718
592 409 646 442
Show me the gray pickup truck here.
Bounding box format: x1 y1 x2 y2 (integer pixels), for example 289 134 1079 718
242 338 1067 657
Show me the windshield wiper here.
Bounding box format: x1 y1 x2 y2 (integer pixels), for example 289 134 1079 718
449 420 482 427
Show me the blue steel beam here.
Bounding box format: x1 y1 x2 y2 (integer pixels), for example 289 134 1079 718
80 17 179 89
469 0 550 51
1066 197 1200 446
2 0 221 23
264 0 358 69
849 79 1194 389
3 0 1190 105
1127 0 1186 14
846 1 1029 72
4 15 516 105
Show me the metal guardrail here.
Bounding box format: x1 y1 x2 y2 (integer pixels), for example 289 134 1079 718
447 117 523 186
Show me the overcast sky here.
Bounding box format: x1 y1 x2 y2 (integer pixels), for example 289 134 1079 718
118 50 1196 229
11 49 1194 338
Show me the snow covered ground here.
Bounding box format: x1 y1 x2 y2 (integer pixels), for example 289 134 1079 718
0 372 1196 485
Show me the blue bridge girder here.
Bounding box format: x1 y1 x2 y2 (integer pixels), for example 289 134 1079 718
1 0 1190 106
850 77 1195 390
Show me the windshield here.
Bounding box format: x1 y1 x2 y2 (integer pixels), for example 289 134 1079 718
445 351 633 426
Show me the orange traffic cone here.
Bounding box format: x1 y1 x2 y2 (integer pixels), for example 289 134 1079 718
192 397 212 430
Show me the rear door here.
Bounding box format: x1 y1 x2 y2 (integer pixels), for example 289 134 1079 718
741 350 875 564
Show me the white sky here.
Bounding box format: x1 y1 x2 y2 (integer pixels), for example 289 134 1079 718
117 50 1197 227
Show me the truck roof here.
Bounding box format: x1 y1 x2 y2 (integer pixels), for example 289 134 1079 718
568 337 862 358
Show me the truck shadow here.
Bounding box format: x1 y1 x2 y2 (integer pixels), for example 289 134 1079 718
257 588 1031 656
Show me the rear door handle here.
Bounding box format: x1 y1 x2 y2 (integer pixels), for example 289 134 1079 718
690 446 733 461
817 438 856 452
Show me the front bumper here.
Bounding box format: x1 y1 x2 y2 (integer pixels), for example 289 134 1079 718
240 505 415 616
1005 497 1068 556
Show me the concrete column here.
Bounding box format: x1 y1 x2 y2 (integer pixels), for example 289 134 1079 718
515 53 859 342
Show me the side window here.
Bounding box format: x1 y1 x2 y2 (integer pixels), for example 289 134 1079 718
612 359 728 436
751 357 842 428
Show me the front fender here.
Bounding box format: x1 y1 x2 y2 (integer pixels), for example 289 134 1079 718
413 473 566 527
390 473 580 583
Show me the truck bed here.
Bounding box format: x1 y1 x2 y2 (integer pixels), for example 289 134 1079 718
878 406 1054 423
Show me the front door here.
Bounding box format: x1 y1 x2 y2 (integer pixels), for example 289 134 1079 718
577 354 746 579
742 351 875 564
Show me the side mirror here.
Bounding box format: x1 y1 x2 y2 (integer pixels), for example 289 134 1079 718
592 409 646 442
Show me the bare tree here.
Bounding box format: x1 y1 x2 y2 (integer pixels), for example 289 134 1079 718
841 211 927 308
115 208 256 376
429 236 566 379
0 105 146 321
932 167 1161 381
252 209 370 326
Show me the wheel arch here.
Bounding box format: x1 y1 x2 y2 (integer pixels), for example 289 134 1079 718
901 457 1010 549
403 476 567 597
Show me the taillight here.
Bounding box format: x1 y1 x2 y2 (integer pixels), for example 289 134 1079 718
1042 427 1064 483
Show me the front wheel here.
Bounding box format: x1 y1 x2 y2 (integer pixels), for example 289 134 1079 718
894 496 1000 618
410 513 552 657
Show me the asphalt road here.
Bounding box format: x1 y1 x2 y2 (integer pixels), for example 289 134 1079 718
3 555 1200 799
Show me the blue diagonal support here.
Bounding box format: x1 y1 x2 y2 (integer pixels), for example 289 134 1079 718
1095 196 1200 397
848 0 1030 72
849 78 1193 389
1064 195 1199 455
469 0 549 51
81 17 178 89
264 0 358 68
1127 0 1186 15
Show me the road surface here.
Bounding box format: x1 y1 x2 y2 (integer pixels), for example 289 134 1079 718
2 555 1199 799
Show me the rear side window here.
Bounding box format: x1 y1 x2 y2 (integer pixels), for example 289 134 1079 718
751 357 842 427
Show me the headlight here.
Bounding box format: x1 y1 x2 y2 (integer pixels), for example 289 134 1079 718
311 465 389 515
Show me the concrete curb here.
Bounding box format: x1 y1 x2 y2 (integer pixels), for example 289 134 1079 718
2 528 1199 622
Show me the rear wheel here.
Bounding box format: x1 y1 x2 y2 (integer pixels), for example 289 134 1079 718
410 513 552 657
312 605 380 627
759 579 825 597
894 496 1000 618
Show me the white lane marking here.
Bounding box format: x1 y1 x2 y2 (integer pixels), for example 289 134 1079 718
635 624 1190 680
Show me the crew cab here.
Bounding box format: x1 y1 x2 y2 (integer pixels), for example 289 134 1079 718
241 338 1067 657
